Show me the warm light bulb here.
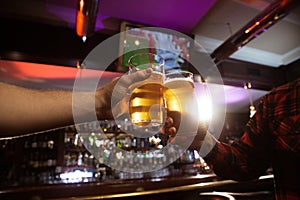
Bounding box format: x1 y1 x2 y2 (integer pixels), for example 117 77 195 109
82 36 87 43
250 105 256 118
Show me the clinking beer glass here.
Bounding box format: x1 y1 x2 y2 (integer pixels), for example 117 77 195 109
164 71 199 141
127 53 198 141
127 53 166 136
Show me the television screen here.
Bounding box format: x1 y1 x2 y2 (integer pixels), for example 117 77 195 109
117 21 193 72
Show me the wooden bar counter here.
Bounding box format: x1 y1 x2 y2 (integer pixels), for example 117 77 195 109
0 122 275 200
0 173 274 200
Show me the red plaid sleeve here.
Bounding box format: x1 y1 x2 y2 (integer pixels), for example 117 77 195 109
204 78 300 199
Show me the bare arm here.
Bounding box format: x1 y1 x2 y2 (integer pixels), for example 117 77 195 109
0 68 152 137
0 83 77 136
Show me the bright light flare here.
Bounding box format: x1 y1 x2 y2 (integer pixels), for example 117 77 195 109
196 90 212 122
196 85 213 122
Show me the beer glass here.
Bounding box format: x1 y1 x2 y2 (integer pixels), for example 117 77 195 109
128 53 165 130
164 71 198 136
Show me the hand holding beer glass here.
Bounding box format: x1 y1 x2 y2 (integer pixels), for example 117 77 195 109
127 53 165 136
127 53 199 146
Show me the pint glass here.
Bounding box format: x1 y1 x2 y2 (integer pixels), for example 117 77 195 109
128 53 165 128
164 71 198 136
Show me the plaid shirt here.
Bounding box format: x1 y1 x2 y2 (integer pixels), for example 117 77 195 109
205 78 300 200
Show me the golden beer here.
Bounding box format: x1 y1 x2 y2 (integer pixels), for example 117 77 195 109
129 72 165 127
164 72 198 135
164 78 194 113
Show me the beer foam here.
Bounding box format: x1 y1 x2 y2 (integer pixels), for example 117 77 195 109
164 78 194 89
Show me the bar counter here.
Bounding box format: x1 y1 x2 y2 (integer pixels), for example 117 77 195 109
0 122 275 200
0 173 274 200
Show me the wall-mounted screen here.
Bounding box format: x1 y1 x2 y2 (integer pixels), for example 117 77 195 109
117 21 193 72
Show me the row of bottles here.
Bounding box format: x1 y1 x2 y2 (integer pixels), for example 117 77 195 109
23 134 55 150
62 121 211 180
75 120 168 151
0 120 212 186
20 132 59 184
0 130 60 185
63 127 98 168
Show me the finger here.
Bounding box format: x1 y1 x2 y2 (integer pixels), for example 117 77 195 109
129 68 152 83
165 117 174 128
121 68 152 86
168 127 177 136
161 126 176 136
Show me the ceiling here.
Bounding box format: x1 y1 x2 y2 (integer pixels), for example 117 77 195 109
1 0 300 67
194 0 300 67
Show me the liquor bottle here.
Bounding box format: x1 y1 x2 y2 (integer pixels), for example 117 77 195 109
31 135 37 149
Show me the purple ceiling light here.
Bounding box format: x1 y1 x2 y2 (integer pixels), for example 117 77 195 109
99 0 217 33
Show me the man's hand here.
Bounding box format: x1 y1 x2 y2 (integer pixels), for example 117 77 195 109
95 68 152 120
161 112 208 150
